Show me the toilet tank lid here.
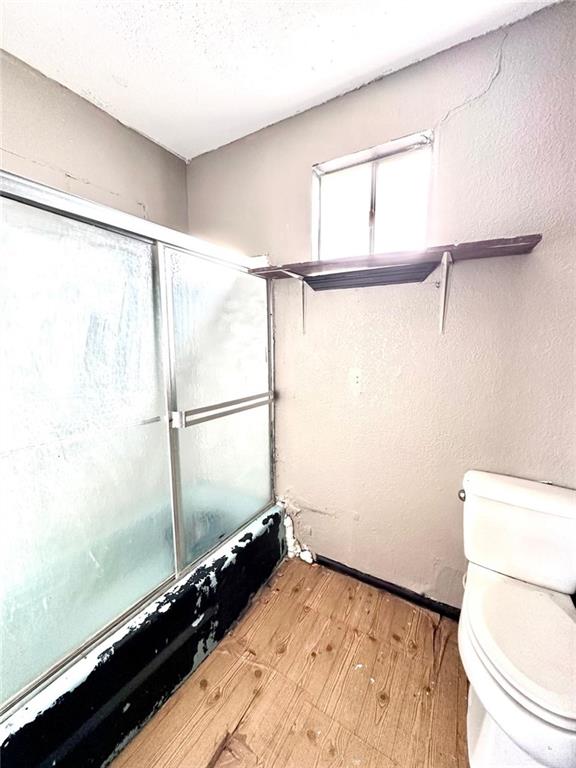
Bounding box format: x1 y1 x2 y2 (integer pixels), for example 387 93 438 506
463 471 576 519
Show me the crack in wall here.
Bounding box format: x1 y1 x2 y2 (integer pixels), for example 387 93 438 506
136 200 149 220
301 507 337 518
1 147 123 200
436 30 508 128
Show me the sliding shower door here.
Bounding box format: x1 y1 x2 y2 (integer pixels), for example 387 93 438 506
0 198 175 707
166 247 273 567
0 179 274 715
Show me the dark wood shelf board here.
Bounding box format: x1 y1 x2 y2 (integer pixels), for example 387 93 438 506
306 262 438 291
249 234 542 291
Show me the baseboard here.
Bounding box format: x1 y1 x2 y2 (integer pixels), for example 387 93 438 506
316 554 461 621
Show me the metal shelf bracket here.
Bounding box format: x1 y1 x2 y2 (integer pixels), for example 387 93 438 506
439 250 453 334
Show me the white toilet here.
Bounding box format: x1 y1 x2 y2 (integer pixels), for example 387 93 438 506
458 470 576 768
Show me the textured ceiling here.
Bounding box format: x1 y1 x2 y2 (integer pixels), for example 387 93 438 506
0 0 555 160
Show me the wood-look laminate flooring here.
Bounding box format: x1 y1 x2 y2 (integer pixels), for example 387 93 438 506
112 558 469 768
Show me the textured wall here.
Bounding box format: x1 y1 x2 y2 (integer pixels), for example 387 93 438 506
0 52 188 231
187 3 576 607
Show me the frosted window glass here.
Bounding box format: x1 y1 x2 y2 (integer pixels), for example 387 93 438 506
169 248 269 408
178 406 272 566
374 146 432 253
319 163 372 259
0 199 173 705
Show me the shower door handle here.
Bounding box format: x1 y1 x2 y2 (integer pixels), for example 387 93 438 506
170 392 273 430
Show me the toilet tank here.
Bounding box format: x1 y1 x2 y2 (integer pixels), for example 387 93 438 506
462 470 576 594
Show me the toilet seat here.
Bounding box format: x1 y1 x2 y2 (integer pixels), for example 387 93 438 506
465 610 576 733
459 564 576 768
463 564 576 730
459 619 576 767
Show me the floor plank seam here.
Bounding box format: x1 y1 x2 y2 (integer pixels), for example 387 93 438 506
248 664 399 765
204 683 264 768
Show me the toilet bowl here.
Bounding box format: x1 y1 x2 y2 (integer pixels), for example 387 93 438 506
459 564 576 767
458 471 576 768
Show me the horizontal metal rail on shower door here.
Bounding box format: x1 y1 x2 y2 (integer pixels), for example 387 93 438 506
170 392 273 429
0 170 277 722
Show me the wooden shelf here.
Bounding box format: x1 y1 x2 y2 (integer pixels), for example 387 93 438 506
249 234 542 291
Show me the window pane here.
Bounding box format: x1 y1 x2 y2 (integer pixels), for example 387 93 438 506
374 145 432 253
319 163 372 259
0 199 173 705
169 248 269 408
178 405 272 566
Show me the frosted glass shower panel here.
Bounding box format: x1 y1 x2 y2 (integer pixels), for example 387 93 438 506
0 421 173 703
0 198 164 452
0 199 173 706
178 405 272 565
168 248 269 407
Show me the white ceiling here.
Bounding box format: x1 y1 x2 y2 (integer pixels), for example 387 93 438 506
1 0 555 161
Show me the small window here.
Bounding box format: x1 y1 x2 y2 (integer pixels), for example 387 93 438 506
312 132 433 260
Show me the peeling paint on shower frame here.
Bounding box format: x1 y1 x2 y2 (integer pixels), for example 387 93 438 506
0 506 286 768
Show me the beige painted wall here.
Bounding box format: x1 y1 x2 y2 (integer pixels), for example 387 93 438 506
187 3 576 606
0 52 188 230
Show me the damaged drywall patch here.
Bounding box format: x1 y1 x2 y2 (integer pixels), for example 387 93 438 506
428 562 465 608
278 493 343 564
0 507 285 768
280 502 314 564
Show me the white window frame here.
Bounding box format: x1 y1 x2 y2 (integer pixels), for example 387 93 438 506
311 130 433 261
